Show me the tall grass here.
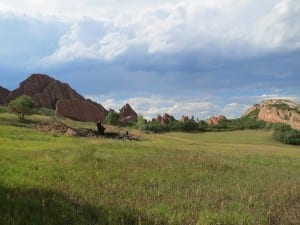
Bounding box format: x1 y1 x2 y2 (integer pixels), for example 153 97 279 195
0 115 299 225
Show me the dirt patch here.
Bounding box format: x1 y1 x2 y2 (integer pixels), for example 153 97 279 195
34 122 140 141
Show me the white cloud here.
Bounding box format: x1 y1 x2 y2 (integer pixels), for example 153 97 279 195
1 0 300 64
254 0 300 49
3 0 294 64
221 103 250 119
255 94 300 103
85 92 300 120
97 32 128 60
85 95 221 120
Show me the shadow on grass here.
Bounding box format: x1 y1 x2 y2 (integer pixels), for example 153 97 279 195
0 116 41 128
0 185 166 225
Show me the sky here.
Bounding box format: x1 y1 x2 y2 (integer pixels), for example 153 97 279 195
0 0 299 119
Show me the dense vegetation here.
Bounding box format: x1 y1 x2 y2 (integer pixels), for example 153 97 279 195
136 115 300 146
272 123 300 145
0 112 299 225
105 111 120 125
137 116 267 133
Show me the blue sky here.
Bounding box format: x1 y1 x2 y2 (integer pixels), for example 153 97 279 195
0 0 299 119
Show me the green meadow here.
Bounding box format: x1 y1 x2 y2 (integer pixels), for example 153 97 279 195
0 113 299 225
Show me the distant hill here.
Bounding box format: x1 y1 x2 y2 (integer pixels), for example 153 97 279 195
243 99 300 130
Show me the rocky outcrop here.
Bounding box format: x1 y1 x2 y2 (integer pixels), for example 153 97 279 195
206 115 227 125
5 74 85 108
0 86 10 105
243 99 300 130
156 113 173 124
119 103 138 124
56 99 105 122
4 74 107 122
86 99 108 116
181 116 189 122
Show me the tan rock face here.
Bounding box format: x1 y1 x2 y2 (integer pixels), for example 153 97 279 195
119 103 138 124
206 115 227 125
0 86 10 105
56 99 105 122
243 99 300 130
257 106 300 130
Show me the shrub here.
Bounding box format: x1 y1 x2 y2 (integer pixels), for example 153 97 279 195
208 117 267 131
180 119 199 132
136 115 147 131
34 107 55 116
272 123 300 145
144 119 201 133
145 121 169 133
105 111 120 125
8 95 36 120
0 105 7 113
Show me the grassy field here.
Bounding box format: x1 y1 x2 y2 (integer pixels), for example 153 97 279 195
0 113 299 225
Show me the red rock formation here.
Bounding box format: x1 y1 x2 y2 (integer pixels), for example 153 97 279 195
181 115 189 122
162 113 172 124
5 74 85 108
119 103 138 124
206 115 227 125
4 74 108 122
156 113 173 124
0 86 10 105
86 99 108 116
156 114 163 123
56 99 105 122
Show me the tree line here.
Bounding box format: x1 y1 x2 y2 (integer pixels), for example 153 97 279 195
3 95 300 145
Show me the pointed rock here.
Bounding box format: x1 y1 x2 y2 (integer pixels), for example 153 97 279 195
119 103 138 124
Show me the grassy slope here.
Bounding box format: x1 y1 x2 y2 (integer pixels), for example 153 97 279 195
0 113 299 225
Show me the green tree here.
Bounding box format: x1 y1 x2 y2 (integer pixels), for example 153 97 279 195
105 111 120 125
136 114 147 131
8 95 36 120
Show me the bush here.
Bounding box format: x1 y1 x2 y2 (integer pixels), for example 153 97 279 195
105 111 120 125
144 121 169 133
272 123 300 145
208 118 267 131
180 120 199 132
143 119 201 133
34 107 55 116
0 105 7 113
8 95 36 120
136 115 147 131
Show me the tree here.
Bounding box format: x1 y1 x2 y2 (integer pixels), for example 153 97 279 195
105 111 120 125
136 114 147 131
8 95 36 120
